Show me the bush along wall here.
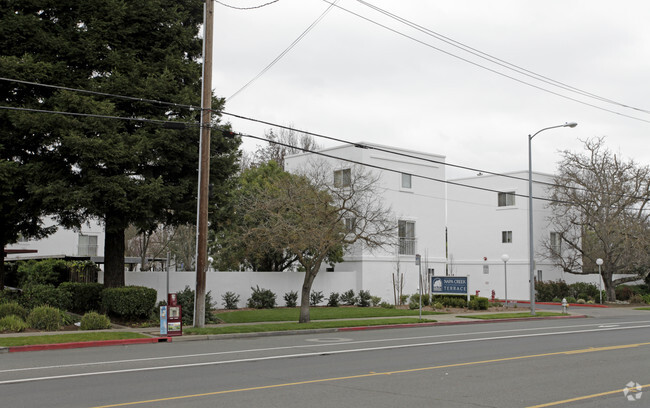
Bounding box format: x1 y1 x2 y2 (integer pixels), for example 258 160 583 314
101 286 157 319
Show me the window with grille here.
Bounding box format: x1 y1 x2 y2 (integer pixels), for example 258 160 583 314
398 220 416 255
502 230 512 243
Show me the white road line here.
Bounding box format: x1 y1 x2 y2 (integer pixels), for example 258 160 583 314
1 319 649 374
1 323 649 385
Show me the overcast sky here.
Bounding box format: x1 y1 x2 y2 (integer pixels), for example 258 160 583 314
212 0 650 178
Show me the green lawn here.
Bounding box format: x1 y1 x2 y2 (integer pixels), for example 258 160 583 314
215 307 442 323
635 307 650 311
457 312 567 320
0 332 149 347
186 318 431 335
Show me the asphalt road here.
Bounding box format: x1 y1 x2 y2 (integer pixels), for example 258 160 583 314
1 307 649 408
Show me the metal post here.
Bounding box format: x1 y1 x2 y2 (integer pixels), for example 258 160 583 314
527 123 577 317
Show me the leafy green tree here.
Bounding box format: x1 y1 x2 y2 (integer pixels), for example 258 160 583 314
212 161 298 271
545 137 650 300
1 1 240 287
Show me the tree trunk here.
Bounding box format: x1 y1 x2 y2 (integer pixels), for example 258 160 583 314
299 268 318 323
104 215 126 288
0 238 5 290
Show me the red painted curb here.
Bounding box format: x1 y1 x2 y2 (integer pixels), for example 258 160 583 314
8 337 172 353
337 315 587 332
513 300 608 308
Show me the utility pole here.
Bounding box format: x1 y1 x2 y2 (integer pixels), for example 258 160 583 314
194 0 214 327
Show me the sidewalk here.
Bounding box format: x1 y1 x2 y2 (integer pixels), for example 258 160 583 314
0 310 587 353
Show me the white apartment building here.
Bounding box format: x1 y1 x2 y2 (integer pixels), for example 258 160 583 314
285 142 448 301
446 171 571 301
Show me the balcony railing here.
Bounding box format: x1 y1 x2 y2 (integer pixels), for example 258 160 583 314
399 238 416 255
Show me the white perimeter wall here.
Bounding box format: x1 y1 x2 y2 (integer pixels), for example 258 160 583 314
100 258 447 307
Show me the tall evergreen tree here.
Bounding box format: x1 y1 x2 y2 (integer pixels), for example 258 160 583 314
1 1 240 287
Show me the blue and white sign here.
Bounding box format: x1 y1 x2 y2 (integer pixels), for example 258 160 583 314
432 277 468 295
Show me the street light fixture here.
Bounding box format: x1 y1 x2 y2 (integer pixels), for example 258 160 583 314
528 122 577 316
501 254 510 308
596 258 604 304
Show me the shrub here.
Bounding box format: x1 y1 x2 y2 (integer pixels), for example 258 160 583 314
175 286 217 325
357 290 372 307
615 285 635 301
566 296 577 303
535 280 570 302
380 301 395 309
432 301 444 310
327 292 340 307
467 297 489 310
370 296 382 307
284 291 298 308
17 259 70 287
628 294 644 304
569 282 599 300
399 294 409 306
310 290 324 306
409 293 421 307
221 292 240 310
421 294 430 307
247 286 276 309
0 288 22 304
0 315 28 332
102 286 157 319
59 282 104 314
341 289 357 306
0 301 28 320
21 284 72 311
27 305 63 331
80 311 112 330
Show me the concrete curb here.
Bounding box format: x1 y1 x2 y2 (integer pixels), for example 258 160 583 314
0 314 588 351
5 336 172 353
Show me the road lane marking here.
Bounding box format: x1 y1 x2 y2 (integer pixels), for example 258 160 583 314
2 320 650 375
1 326 650 385
87 342 650 408
527 383 650 407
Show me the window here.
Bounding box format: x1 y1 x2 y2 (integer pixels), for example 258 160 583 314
333 168 351 188
398 220 416 255
78 234 98 256
502 231 512 243
550 232 561 256
498 191 516 207
401 173 412 189
345 217 356 232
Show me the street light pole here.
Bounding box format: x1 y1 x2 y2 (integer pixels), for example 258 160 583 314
528 122 577 316
501 254 510 308
596 258 604 304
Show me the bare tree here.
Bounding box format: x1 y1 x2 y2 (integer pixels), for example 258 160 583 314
543 137 650 300
253 127 321 169
236 160 396 322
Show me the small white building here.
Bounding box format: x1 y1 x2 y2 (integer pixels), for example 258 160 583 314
285 142 448 302
5 217 105 262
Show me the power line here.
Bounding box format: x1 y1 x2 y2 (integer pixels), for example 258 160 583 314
3 76 646 203
354 0 650 116
215 0 280 10
0 77 201 112
0 105 201 129
227 0 339 101
320 0 650 125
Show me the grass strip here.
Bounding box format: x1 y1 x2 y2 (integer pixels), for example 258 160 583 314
186 318 431 335
635 307 650 311
0 332 149 347
215 307 443 323
457 312 567 320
